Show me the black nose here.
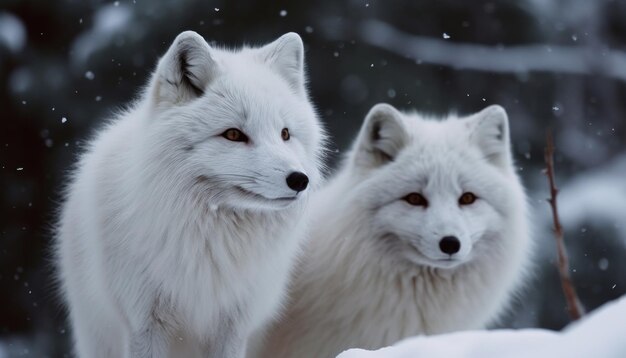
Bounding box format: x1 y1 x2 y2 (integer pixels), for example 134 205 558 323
286 172 309 192
439 236 461 255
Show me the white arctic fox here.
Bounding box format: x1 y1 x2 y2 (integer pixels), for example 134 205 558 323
256 104 532 358
55 31 325 358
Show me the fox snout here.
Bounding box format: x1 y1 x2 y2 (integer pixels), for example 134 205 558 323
439 236 461 255
286 172 309 192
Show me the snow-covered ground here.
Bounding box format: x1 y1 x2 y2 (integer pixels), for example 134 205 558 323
337 294 626 358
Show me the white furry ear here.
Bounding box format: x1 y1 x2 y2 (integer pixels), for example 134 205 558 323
467 105 512 169
354 103 408 167
258 33 305 95
152 31 217 106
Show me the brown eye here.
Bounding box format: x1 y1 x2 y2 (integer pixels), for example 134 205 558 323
222 128 248 142
405 193 428 207
459 192 477 205
281 128 290 141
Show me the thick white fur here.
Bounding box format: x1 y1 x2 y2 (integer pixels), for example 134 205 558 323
56 31 325 358
256 104 532 358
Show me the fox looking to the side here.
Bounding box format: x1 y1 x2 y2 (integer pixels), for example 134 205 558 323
256 104 532 358
55 31 325 358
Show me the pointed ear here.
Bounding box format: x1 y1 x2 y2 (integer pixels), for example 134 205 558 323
258 33 305 95
467 105 512 169
151 31 218 106
354 103 408 167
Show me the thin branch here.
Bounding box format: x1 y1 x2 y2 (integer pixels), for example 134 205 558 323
320 19 626 82
544 131 585 321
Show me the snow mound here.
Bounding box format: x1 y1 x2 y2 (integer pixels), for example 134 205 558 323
337 295 626 358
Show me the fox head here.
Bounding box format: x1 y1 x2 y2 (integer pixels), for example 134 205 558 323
140 31 324 211
346 104 525 270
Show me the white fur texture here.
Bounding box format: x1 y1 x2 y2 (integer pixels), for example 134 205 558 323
256 104 532 358
56 31 325 358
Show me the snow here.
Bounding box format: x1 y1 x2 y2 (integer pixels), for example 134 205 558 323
321 19 626 83
337 295 626 358
557 153 626 244
526 0 599 28
0 12 26 53
71 4 132 65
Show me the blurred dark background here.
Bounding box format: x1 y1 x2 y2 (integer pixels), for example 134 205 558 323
1 0 625 356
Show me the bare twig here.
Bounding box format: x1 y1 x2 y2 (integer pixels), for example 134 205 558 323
544 131 585 321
